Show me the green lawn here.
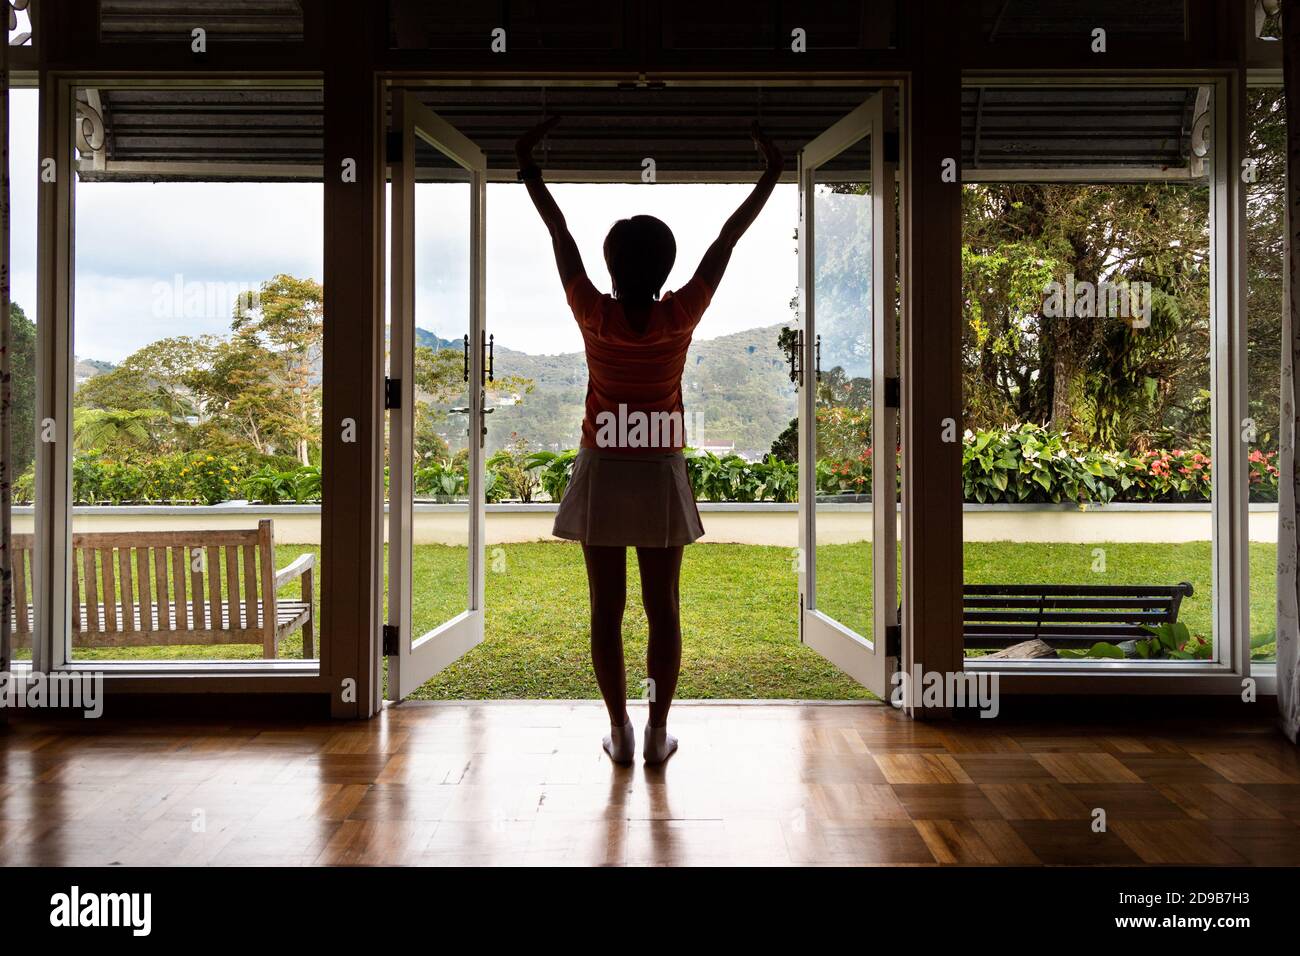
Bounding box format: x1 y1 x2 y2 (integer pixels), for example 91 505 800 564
48 540 1279 698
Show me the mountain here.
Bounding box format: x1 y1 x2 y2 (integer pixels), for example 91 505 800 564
75 322 799 460
74 357 115 385
480 322 796 456
415 328 460 351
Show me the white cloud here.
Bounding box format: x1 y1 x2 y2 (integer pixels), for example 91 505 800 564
9 89 798 363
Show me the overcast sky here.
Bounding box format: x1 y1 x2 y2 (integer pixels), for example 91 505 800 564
9 90 798 363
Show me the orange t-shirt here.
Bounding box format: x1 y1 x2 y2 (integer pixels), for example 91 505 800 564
566 273 714 454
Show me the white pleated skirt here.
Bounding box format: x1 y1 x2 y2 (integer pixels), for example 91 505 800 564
552 448 704 548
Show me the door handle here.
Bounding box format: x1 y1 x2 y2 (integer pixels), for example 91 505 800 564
479 397 493 448
779 326 803 386
482 332 494 384
815 334 822 383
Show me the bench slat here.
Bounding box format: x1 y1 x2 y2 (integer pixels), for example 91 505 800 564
258 520 275 658
14 545 30 635
190 547 205 630
965 583 1193 597
83 549 100 632
967 621 1166 633
171 546 188 631
243 543 257 630
71 547 81 632
72 529 261 548
208 545 222 629
226 545 240 630
137 546 152 631
154 547 170 631
965 597 1178 610
100 548 117 631
119 546 135 632
965 610 1171 624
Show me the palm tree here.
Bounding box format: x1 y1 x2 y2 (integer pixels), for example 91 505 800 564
72 407 169 454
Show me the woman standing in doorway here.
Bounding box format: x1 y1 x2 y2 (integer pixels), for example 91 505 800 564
515 118 783 764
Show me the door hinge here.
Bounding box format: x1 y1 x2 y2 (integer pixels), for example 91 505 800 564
382 623 399 656
385 130 402 165
384 376 401 410
885 623 902 657
884 376 900 410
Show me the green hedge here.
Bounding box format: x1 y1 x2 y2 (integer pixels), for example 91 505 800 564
18 424 1277 506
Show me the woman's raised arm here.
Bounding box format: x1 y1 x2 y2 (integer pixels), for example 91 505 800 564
515 117 586 291
691 123 784 294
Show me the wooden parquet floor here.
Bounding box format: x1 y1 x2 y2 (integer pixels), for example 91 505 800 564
2 701 1298 866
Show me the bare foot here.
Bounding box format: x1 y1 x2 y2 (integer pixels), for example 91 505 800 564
643 722 678 764
603 717 634 764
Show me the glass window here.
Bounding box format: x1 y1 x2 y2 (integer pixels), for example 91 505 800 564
962 85 1218 667
69 86 323 665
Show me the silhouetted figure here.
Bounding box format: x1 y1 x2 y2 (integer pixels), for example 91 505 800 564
516 117 783 763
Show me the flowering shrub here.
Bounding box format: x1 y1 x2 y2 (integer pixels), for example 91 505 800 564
817 448 874 497
185 454 246 506
828 425 1277 505
1248 448 1281 502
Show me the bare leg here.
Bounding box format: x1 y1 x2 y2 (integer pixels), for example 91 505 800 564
582 544 632 761
636 545 684 763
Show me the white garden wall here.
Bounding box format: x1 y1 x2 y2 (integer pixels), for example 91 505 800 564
14 502 1280 546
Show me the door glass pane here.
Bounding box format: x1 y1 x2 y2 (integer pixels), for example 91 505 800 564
812 134 875 638
411 131 473 639
960 85 1215 665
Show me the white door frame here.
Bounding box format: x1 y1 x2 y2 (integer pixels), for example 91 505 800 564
797 90 898 697
386 92 487 701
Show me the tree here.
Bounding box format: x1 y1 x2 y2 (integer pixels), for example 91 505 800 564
232 274 323 465
962 180 1211 450
189 332 303 458
72 407 170 455
9 302 37 477
75 335 210 454
961 241 1060 428
1246 87 1286 451
411 343 534 461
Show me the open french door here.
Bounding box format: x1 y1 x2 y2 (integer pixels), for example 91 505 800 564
386 93 488 700
796 89 899 699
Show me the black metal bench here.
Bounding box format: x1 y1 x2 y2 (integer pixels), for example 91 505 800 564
963 582 1194 650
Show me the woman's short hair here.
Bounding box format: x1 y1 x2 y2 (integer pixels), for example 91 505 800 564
603 215 676 303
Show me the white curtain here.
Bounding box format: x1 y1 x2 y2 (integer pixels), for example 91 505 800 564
1280 245 1299 742
0 11 12 675
1280 0 1300 742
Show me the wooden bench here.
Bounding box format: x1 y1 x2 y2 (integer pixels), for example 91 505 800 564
963 582 1194 650
10 519 315 658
